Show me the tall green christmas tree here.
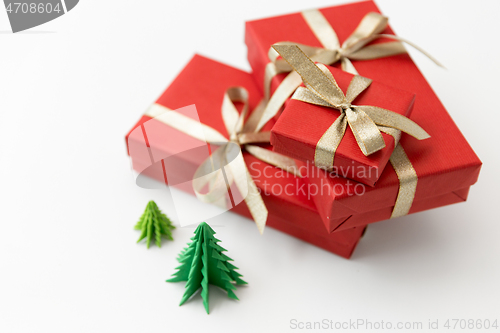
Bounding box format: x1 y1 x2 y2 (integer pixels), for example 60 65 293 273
167 222 247 314
134 201 175 248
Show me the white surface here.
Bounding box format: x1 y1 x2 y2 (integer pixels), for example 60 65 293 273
0 1 499 332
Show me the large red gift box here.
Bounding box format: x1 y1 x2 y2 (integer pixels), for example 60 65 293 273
270 64 416 186
125 54 366 258
245 0 481 233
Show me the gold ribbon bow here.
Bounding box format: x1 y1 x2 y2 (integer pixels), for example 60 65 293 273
272 44 430 169
255 10 442 133
145 88 300 234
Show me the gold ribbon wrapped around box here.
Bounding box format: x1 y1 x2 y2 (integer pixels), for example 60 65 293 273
255 10 443 133
145 88 300 234
271 44 425 219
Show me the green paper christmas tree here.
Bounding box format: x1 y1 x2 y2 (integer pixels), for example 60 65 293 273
167 222 247 314
134 201 175 248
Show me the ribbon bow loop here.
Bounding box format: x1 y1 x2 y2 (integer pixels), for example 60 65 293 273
341 12 389 55
222 87 249 138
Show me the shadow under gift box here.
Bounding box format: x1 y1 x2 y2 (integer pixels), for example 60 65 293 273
270 65 416 186
125 54 366 259
245 0 481 233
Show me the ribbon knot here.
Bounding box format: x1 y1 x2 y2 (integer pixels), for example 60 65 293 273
230 133 239 143
272 44 430 169
334 48 348 62
338 103 351 112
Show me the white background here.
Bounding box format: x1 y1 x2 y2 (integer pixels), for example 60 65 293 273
0 1 499 332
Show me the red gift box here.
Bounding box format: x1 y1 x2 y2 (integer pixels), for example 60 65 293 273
245 0 481 233
271 65 416 186
125 54 366 258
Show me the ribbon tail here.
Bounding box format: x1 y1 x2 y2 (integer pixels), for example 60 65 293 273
389 144 418 218
348 41 407 60
192 146 234 206
376 34 445 68
245 145 301 177
345 107 386 156
194 143 268 234
314 113 348 169
228 152 268 234
378 126 402 147
356 105 430 140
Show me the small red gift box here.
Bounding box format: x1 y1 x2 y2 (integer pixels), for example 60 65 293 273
270 64 416 186
125 54 365 258
245 0 481 233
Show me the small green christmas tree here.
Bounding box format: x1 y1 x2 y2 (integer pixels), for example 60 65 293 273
167 222 247 314
134 201 175 248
